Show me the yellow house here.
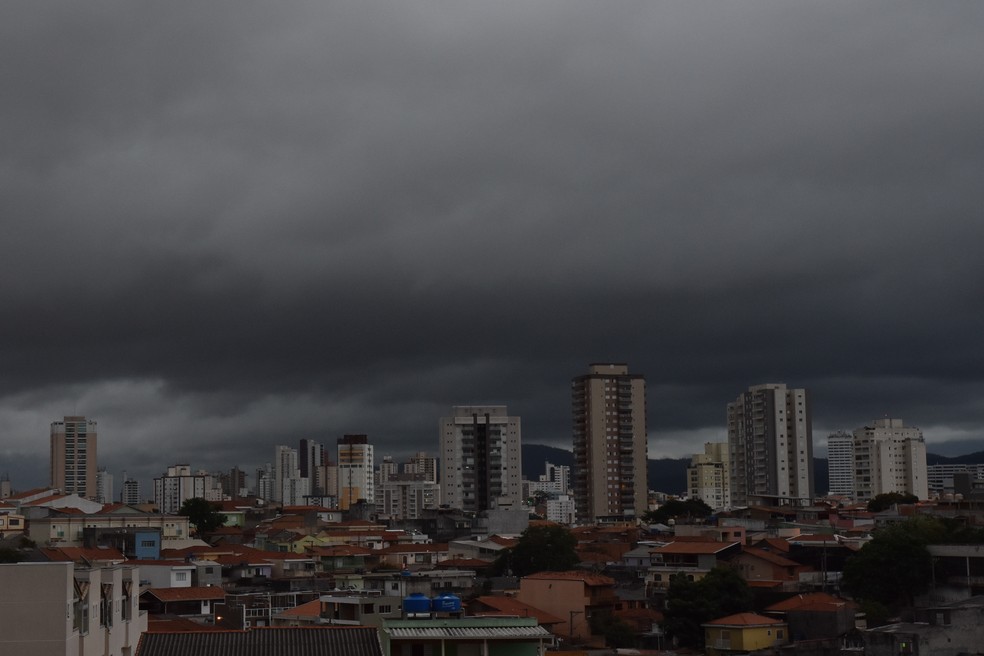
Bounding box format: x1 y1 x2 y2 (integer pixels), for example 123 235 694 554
702 612 788 655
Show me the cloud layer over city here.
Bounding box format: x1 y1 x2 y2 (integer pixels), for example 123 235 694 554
2 1 984 488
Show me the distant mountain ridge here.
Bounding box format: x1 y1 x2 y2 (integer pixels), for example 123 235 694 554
521 443 972 498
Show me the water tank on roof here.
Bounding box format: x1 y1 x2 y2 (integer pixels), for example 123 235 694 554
402 593 432 615
431 593 462 613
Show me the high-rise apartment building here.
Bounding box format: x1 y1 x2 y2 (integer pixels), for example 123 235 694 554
727 384 814 507
338 435 374 510
852 418 928 501
440 406 522 512
826 431 855 498
95 469 114 504
687 442 730 511
121 474 141 505
572 364 648 523
153 464 223 514
299 439 326 494
50 416 98 499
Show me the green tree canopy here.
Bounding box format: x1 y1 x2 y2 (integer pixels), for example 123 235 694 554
867 492 919 512
662 566 753 648
641 498 713 525
494 524 579 577
178 497 227 535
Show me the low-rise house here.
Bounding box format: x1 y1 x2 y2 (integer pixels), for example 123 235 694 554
308 544 376 574
314 590 403 627
468 595 565 630
731 546 810 590
0 503 26 537
448 534 517 562
363 569 477 598
646 540 742 592
140 586 227 618
131 560 196 588
380 617 552 656
376 542 449 570
515 570 617 647
29 510 191 547
764 592 858 642
864 596 984 656
702 612 788 656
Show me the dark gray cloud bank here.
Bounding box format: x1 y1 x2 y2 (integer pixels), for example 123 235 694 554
2 1 984 490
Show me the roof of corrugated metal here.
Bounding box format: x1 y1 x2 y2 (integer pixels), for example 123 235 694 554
135 626 383 656
385 625 552 639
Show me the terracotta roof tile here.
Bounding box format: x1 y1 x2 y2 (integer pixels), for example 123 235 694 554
704 612 783 626
523 570 614 586
472 596 564 625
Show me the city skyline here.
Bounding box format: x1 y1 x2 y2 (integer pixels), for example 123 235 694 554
3 3 984 491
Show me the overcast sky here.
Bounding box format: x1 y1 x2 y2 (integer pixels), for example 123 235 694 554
2 1 984 493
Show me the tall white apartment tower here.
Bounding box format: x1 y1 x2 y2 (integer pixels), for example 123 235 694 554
572 364 648 523
727 384 814 507
826 431 855 498
337 434 374 510
440 406 522 512
50 416 98 499
852 418 928 501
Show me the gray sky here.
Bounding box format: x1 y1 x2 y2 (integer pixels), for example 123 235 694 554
3 1 984 492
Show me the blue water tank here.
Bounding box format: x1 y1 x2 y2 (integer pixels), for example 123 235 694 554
430 593 462 613
402 593 432 614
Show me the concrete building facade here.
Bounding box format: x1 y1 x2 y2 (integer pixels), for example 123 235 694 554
572 364 647 523
440 406 522 513
826 431 855 498
728 384 814 507
688 442 730 511
853 418 928 502
338 434 374 510
50 416 98 500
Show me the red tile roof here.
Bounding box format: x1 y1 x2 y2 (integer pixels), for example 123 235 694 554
704 612 783 627
471 596 564 625
523 570 614 586
739 547 803 568
378 543 448 554
276 599 322 618
766 593 858 613
653 541 740 555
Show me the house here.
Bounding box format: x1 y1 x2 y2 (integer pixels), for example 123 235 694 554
0 560 146 656
864 596 984 656
380 617 552 656
376 542 449 570
131 560 196 588
646 540 742 592
363 569 477 598
764 592 859 642
140 586 226 618
448 535 517 563
468 595 566 630
135 626 384 656
730 546 810 590
702 612 788 656
515 570 617 647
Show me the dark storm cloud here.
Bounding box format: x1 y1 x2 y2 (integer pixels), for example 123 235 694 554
2 1 984 488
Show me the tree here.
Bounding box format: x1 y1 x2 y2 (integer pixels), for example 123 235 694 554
662 566 753 648
178 497 227 535
641 498 713 525
867 492 919 512
842 516 944 609
494 525 579 577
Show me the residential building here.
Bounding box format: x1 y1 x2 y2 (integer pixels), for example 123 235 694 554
440 406 522 512
928 463 984 497
687 442 730 511
572 363 648 522
728 384 814 507
153 464 222 514
406 451 438 483
338 435 374 510
826 431 855 498
0 561 145 656
516 570 617 647
546 494 576 524
852 418 928 501
95 468 113 504
524 461 571 498
299 438 326 494
50 416 98 499
377 474 440 520
645 541 743 592
274 445 304 505
29 510 191 547
121 473 140 504
703 612 788 656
